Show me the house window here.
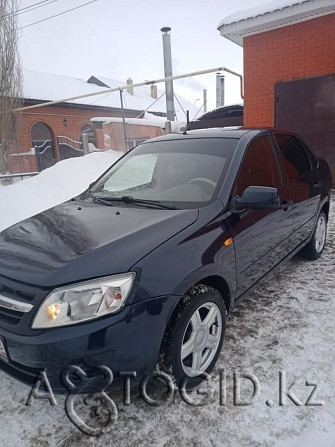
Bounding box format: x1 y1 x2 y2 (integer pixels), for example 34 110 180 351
80 125 97 147
31 122 54 148
127 139 147 151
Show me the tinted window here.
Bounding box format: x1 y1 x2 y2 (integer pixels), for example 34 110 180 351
297 137 318 169
236 135 281 196
274 134 311 181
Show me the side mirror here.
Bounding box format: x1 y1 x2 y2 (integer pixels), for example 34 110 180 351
232 186 280 211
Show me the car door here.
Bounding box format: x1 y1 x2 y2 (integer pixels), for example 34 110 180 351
227 134 294 297
272 134 321 246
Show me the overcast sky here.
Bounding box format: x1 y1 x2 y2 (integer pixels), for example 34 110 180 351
18 0 274 113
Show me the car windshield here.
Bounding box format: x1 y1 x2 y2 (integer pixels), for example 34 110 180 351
90 137 238 208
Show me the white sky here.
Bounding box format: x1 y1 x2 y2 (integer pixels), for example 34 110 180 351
18 0 275 112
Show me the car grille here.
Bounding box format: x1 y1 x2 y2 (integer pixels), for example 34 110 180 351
0 277 38 328
0 306 24 326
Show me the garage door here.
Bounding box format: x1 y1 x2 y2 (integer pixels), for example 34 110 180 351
275 74 335 182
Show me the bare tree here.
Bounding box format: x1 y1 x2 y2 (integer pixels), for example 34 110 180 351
0 0 22 174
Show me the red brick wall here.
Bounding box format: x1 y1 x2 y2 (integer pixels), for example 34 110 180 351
103 122 164 151
8 154 38 174
9 104 140 173
243 13 335 127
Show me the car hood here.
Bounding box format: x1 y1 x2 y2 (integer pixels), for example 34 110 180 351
0 200 198 287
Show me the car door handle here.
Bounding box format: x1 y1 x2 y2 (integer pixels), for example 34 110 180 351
313 181 321 190
280 200 293 210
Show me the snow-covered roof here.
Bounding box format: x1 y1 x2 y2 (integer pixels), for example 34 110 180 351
218 0 335 46
91 113 185 132
91 117 167 128
22 70 198 121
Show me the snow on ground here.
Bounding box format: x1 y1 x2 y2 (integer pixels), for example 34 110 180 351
0 150 122 232
0 156 334 446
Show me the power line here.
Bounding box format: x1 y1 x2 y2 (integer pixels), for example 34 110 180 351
173 93 187 118
20 0 98 30
0 0 57 19
135 91 166 118
17 0 61 17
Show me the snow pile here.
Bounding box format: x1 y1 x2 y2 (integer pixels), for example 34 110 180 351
0 150 122 232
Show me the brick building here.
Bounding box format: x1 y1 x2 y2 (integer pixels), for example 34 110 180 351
218 0 335 179
10 70 196 173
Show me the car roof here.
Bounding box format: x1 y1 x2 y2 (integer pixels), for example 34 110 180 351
145 127 296 143
142 128 301 148
145 128 254 143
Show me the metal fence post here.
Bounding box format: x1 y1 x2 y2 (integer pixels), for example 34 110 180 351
35 145 42 172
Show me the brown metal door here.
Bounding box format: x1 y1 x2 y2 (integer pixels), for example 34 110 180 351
275 74 335 182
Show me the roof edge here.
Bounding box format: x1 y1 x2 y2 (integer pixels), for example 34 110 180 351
218 0 335 46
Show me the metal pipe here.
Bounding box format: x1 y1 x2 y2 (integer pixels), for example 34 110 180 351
0 172 39 179
160 27 175 121
119 89 128 151
216 73 221 108
220 75 225 107
203 89 207 113
12 66 244 113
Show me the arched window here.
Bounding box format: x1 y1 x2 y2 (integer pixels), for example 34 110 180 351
31 122 54 148
80 125 97 147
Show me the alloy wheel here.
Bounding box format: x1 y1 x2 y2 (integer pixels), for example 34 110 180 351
181 302 222 377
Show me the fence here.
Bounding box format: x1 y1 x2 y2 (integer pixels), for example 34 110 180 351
0 171 39 186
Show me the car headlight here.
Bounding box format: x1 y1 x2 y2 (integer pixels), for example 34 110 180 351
32 273 135 329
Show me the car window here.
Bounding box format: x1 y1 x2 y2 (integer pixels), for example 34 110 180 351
236 135 282 196
274 134 311 181
104 154 158 192
297 137 318 169
91 138 238 208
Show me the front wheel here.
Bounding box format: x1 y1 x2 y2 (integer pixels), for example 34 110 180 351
159 285 226 388
301 210 327 260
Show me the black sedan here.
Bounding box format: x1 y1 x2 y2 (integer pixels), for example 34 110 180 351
0 128 332 390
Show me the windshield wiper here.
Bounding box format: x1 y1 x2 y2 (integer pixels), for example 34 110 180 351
91 195 177 210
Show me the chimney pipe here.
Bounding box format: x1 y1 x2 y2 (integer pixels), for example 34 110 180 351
203 89 207 113
151 84 158 99
220 75 225 107
160 27 175 121
127 77 134 95
216 73 221 109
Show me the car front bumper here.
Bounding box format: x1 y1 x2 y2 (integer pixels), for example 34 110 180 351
0 295 180 393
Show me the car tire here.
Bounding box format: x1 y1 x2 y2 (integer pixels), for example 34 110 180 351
159 284 226 388
301 210 327 260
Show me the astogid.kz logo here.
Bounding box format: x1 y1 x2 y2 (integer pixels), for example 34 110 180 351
25 366 324 437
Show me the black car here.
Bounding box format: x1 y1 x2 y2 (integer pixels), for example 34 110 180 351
0 128 332 390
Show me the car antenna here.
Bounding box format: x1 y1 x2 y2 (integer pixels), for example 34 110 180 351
183 100 206 134
183 111 190 134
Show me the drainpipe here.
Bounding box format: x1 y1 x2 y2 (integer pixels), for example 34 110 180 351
160 27 175 121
